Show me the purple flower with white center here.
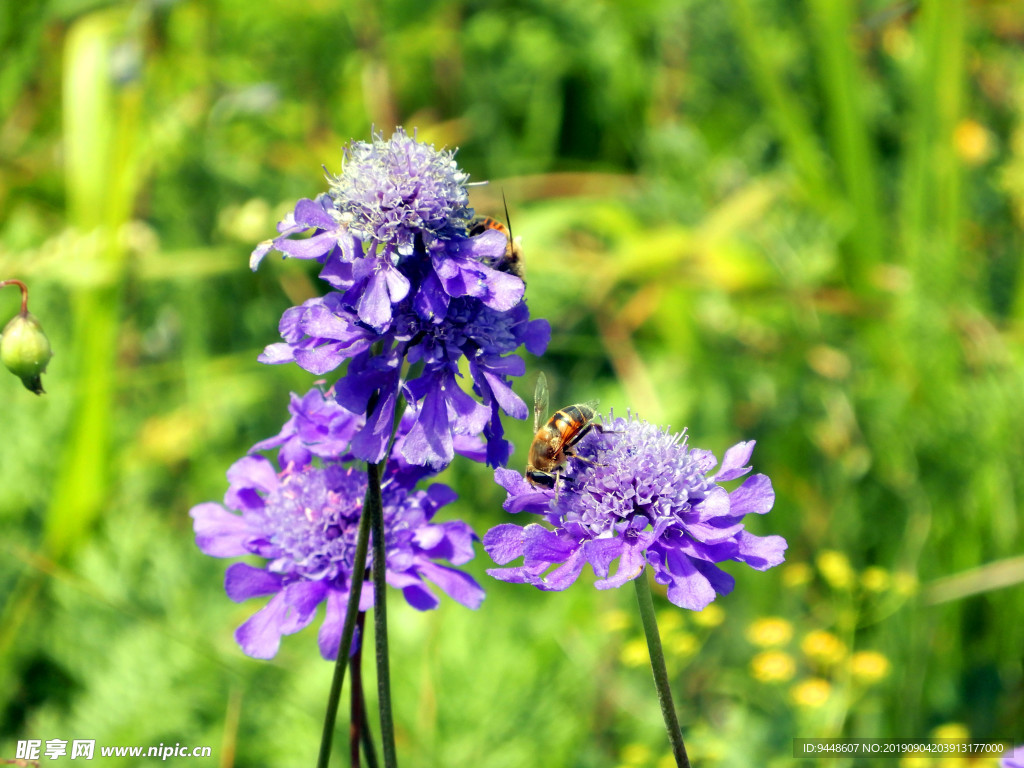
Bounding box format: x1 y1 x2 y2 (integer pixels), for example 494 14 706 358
190 389 485 661
250 129 523 332
483 413 786 611
248 127 547 469
329 127 472 253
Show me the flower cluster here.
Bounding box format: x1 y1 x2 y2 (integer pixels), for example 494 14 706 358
190 388 485 660
484 413 787 610
252 128 548 469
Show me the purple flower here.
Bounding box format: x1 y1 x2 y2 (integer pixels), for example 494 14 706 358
1002 745 1024 768
328 127 472 253
190 388 485 660
250 128 547 469
483 413 786 611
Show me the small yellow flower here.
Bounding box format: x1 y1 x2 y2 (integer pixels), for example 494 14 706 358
782 562 813 587
817 550 854 589
750 650 797 683
665 632 699 658
790 677 832 708
691 603 724 628
620 638 650 667
801 630 847 666
861 566 891 593
746 616 794 647
618 743 652 767
954 119 994 166
930 723 969 740
850 650 891 684
603 609 631 632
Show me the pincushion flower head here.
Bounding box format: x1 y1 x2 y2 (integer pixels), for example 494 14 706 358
250 127 548 470
190 388 485 660
484 412 787 610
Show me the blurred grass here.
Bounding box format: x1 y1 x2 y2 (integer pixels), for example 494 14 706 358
1 0 1023 766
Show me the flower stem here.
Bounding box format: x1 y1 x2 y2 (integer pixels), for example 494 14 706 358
316 483 374 768
633 571 691 768
350 605 367 768
0 279 30 315
367 459 399 767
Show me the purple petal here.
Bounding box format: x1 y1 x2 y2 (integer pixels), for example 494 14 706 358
714 440 755 481
522 524 576 565
225 562 283 601
383 263 410 303
318 588 361 661
483 524 526 565
691 486 730 522
401 385 453 468
402 581 440 611
356 270 393 330
258 342 297 365
278 580 328 634
293 344 347 375
735 530 788 570
274 230 337 260
417 561 485 609
583 537 625 578
250 240 273 271
485 565 538 584
537 547 587 591
729 474 775 515
658 546 717 610
234 592 289 659
481 369 528 419
412 271 451 322
691 560 735 596
594 544 648 590
190 503 254 557
226 455 279 496
294 197 337 230
523 319 551 356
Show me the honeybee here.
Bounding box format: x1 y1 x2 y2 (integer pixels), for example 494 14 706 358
526 372 603 489
468 192 525 279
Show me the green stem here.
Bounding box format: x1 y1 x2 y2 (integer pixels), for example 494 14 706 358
350 606 367 768
316 485 374 768
368 460 398 767
634 571 691 768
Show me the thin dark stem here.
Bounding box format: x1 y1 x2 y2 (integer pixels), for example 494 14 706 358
0 279 30 315
350 606 367 768
316 486 374 768
633 571 691 768
367 460 398 768
359 678 380 768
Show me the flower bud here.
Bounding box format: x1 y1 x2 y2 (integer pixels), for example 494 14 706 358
1 311 53 394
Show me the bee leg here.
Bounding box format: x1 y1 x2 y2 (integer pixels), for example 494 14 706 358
570 453 604 467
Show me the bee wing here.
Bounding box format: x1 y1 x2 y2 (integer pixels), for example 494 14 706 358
534 371 549 434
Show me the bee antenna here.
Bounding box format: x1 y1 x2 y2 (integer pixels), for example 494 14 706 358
501 189 513 240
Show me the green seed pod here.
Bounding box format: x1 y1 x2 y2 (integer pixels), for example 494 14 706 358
1 311 53 394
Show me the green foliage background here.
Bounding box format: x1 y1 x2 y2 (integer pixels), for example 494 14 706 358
1 0 1022 766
